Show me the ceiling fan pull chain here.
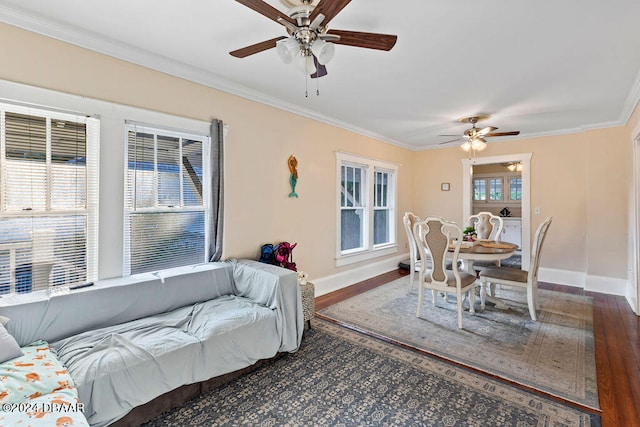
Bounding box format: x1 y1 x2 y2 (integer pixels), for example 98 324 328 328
306 53 310 98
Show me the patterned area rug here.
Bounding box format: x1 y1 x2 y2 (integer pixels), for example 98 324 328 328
145 320 599 426
318 277 599 410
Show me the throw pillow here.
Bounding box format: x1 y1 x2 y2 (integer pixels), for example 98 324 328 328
0 323 23 363
0 314 9 326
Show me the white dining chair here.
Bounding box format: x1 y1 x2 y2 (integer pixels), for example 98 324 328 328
467 212 506 280
413 217 477 329
479 216 552 321
468 211 504 241
402 212 423 292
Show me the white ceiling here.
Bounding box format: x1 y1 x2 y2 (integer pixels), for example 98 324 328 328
1 0 640 150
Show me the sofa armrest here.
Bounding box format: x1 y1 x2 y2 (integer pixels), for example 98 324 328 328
229 259 303 352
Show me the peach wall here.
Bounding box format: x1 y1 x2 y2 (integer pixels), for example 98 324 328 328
0 22 635 290
0 23 414 281
413 127 630 283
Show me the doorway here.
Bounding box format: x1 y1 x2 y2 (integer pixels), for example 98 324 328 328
631 132 640 314
462 153 532 270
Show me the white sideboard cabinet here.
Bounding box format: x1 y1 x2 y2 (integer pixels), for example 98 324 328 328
501 218 522 250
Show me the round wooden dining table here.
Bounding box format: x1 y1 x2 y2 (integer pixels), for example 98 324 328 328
449 240 519 309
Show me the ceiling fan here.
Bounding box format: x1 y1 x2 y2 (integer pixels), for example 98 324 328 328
439 114 520 151
229 0 398 78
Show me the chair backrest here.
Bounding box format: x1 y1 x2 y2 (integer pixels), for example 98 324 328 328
403 212 421 261
529 216 552 283
468 212 504 240
413 217 462 285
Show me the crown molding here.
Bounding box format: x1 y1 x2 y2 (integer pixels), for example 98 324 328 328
1 4 637 153
620 68 640 125
0 5 417 151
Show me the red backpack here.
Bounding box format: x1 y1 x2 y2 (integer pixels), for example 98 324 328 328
275 241 297 271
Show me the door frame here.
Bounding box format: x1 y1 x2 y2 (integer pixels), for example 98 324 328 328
630 129 640 314
462 153 533 270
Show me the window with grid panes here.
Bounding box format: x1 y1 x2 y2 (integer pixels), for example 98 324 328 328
510 176 522 200
340 164 365 252
473 178 487 201
488 177 503 201
124 125 208 275
373 170 392 245
0 104 99 294
336 153 397 265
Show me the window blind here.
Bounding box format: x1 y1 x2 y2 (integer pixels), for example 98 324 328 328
0 104 99 294
124 125 208 275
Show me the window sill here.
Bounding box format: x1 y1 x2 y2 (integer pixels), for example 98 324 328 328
336 245 397 267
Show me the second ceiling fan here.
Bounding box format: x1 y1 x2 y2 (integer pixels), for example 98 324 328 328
440 115 521 151
230 0 397 78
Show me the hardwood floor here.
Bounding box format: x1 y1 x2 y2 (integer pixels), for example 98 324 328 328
315 270 640 427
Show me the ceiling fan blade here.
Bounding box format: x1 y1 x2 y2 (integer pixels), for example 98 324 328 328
477 126 498 136
309 0 352 27
310 55 328 79
235 0 296 26
485 131 520 137
326 29 398 51
229 36 286 58
439 137 463 144
319 33 341 42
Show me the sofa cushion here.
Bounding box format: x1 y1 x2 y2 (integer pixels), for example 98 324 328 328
0 341 75 405
0 323 22 363
0 262 235 346
51 296 278 427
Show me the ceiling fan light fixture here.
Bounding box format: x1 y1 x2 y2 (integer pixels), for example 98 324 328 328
470 137 487 151
276 37 301 64
461 141 472 151
310 39 335 65
296 54 317 75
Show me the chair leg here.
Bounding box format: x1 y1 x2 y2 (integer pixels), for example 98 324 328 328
469 287 476 314
527 284 537 321
457 290 463 329
408 267 415 292
489 283 496 297
417 285 424 317
480 279 487 310
431 289 437 304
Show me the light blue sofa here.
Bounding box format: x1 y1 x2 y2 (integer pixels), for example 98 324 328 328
0 259 303 426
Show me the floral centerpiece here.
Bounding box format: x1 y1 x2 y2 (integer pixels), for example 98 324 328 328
463 226 477 242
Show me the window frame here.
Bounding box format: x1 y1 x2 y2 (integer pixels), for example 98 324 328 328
123 123 210 276
509 176 523 201
335 152 398 267
473 174 521 204
0 102 99 292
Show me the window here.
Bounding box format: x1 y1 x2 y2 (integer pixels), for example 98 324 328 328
0 104 99 294
473 178 487 201
124 124 209 275
474 177 504 201
336 153 397 266
340 164 365 252
374 171 391 245
488 178 503 201
510 176 522 201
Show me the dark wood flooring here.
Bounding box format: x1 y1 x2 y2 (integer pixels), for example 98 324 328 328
315 269 640 427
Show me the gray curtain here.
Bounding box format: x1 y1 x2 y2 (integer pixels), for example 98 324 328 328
208 119 224 261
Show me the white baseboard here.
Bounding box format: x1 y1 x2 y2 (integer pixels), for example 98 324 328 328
315 261 632 300
626 291 638 315
538 267 586 289
584 274 629 297
314 254 407 296
529 267 633 298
